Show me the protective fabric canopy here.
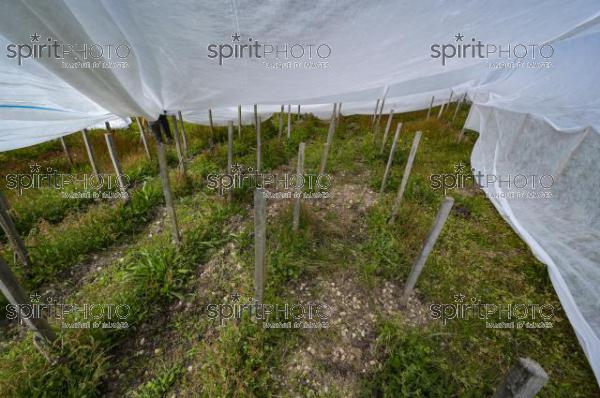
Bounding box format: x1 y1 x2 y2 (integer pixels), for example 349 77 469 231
0 0 598 383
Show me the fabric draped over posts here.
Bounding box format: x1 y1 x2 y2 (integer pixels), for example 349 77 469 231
0 0 599 383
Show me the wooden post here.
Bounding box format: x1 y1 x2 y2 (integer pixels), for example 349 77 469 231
237 105 242 139
170 115 187 175
293 142 305 231
445 90 453 115
319 110 337 175
336 102 342 125
0 256 57 344
253 189 266 304
426 95 435 119
278 105 284 137
374 98 386 133
452 93 466 123
330 103 338 130
287 104 291 138
104 122 129 202
0 192 31 271
389 131 422 222
149 120 180 245
437 101 445 119
81 129 101 180
493 358 549 398
227 121 234 202
177 111 189 158
254 104 258 130
371 98 380 127
256 116 262 173
59 136 74 167
327 108 337 144
380 108 395 153
319 143 330 176
135 118 152 160
379 123 402 195
399 196 454 306
297 104 301 121
208 108 215 146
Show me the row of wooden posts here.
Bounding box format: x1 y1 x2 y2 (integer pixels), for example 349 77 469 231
0 103 312 348
1 99 548 396
251 98 548 397
0 113 187 351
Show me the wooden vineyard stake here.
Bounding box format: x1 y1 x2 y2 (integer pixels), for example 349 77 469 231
149 120 181 245
237 105 242 139
254 104 258 130
492 358 549 398
208 108 215 146
293 142 306 231
389 131 422 223
0 256 57 345
437 101 445 119
319 108 337 175
59 137 74 167
426 95 435 119
330 102 338 129
380 108 395 154
371 98 380 127
177 111 189 158
452 93 467 123
374 97 386 134
253 189 266 304
445 90 453 115
170 115 187 176
81 128 101 181
227 121 234 202
0 191 31 272
256 116 262 173
399 196 454 307
287 104 292 138
379 122 403 195
135 118 152 160
278 105 284 137
104 122 129 202
319 143 330 177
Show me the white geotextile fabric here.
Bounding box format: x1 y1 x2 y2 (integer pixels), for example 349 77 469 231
0 0 598 383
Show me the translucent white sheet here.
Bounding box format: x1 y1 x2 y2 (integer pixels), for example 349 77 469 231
0 0 598 383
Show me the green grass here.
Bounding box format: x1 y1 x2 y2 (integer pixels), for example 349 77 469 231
0 108 597 398
0 192 237 397
0 123 163 242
